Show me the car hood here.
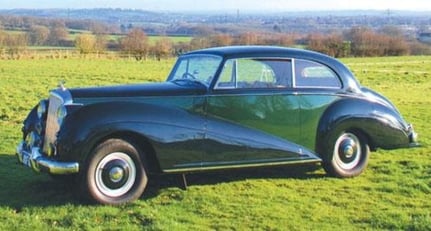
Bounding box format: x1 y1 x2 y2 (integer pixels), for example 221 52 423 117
68 81 207 99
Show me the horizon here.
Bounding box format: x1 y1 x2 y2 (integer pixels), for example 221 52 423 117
1 8 431 16
1 0 431 12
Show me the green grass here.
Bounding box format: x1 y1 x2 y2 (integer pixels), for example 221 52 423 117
0 56 430 230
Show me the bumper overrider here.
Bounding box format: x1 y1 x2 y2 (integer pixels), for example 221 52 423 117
408 124 419 147
16 141 79 174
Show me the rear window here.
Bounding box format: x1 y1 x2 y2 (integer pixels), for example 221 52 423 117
294 60 341 88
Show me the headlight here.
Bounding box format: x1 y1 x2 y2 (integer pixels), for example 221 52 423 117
37 100 48 119
57 105 67 124
25 131 41 149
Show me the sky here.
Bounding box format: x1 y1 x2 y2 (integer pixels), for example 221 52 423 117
1 0 431 12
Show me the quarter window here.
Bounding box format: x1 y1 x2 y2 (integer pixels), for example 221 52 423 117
294 60 341 88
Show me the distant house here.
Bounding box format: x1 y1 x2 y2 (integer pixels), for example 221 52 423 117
419 32 431 44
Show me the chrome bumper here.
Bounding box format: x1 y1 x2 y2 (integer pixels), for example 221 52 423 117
16 141 79 174
408 124 420 147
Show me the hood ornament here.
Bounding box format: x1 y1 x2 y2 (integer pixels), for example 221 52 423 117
58 80 66 91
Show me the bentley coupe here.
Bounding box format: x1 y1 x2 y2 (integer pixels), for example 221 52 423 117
17 46 418 204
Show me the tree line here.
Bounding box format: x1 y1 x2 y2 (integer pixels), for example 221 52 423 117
115 26 431 60
1 13 430 59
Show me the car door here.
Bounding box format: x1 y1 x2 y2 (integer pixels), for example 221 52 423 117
293 59 343 150
203 58 319 168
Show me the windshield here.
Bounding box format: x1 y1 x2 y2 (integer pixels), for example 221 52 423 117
168 55 223 86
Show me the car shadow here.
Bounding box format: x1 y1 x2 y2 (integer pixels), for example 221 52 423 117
0 154 326 207
142 163 326 199
0 154 80 209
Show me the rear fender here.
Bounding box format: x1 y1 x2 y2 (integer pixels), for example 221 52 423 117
316 98 410 154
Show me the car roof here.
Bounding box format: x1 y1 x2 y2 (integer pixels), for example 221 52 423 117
185 45 326 59
184 46 361 92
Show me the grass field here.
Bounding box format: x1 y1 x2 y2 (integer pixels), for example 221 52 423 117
0 56 430 230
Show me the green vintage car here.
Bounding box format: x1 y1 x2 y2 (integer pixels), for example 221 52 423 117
17 46 418 204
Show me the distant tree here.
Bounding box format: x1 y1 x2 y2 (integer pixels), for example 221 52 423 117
0 30 6 56
409 41 431 55
189 36 211 50
120 28 149 60
48 20 69 46
236 32 260 45
346 27 383 56
385 36 409 56
273 24 282 33
7 16 25 29
194 26 215 36
94 35 107 53
89 22 107 35
379 26 410 56
308 33 326 51
5 33 27 58
75 33 106 54
308 33 347 57
28 25 50 46
280 34 296 47
173 41 192 55
266 33 295 47
209 34 233 47
75 34 97 54
120 24 127 34
152 37 173 60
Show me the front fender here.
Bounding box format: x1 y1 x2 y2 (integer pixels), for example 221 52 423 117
22 102 46 137
316 97 411 153
56 101 206 168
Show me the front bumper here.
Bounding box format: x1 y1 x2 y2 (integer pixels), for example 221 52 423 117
16 141 79 174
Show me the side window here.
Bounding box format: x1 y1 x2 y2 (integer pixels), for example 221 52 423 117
217 59 236 88
216 58 292 89
294 60 341 88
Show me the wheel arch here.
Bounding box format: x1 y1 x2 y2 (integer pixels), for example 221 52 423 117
316 94 412 155
89 131 162 175
56 100 204 172
315 98 380 155
316 118 376 155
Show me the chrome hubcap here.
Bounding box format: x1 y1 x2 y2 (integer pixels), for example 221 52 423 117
343 145 354 158
95 152 136 197
109 167 125 183
334 133 361 170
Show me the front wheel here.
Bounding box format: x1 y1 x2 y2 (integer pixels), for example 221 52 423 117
80 138 148 205
321 131 370 178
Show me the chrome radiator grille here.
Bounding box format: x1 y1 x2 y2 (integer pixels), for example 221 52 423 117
42 93 63 156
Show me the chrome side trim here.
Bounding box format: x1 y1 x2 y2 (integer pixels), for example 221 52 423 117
162 158 321 173
16 141 79 175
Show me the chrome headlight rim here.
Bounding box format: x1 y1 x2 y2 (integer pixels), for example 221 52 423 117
56 105 67 125
25 131 41 149
37 100 48 119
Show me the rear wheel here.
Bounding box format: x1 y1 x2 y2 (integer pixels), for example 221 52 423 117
322 131 370 178
80 138 148 205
